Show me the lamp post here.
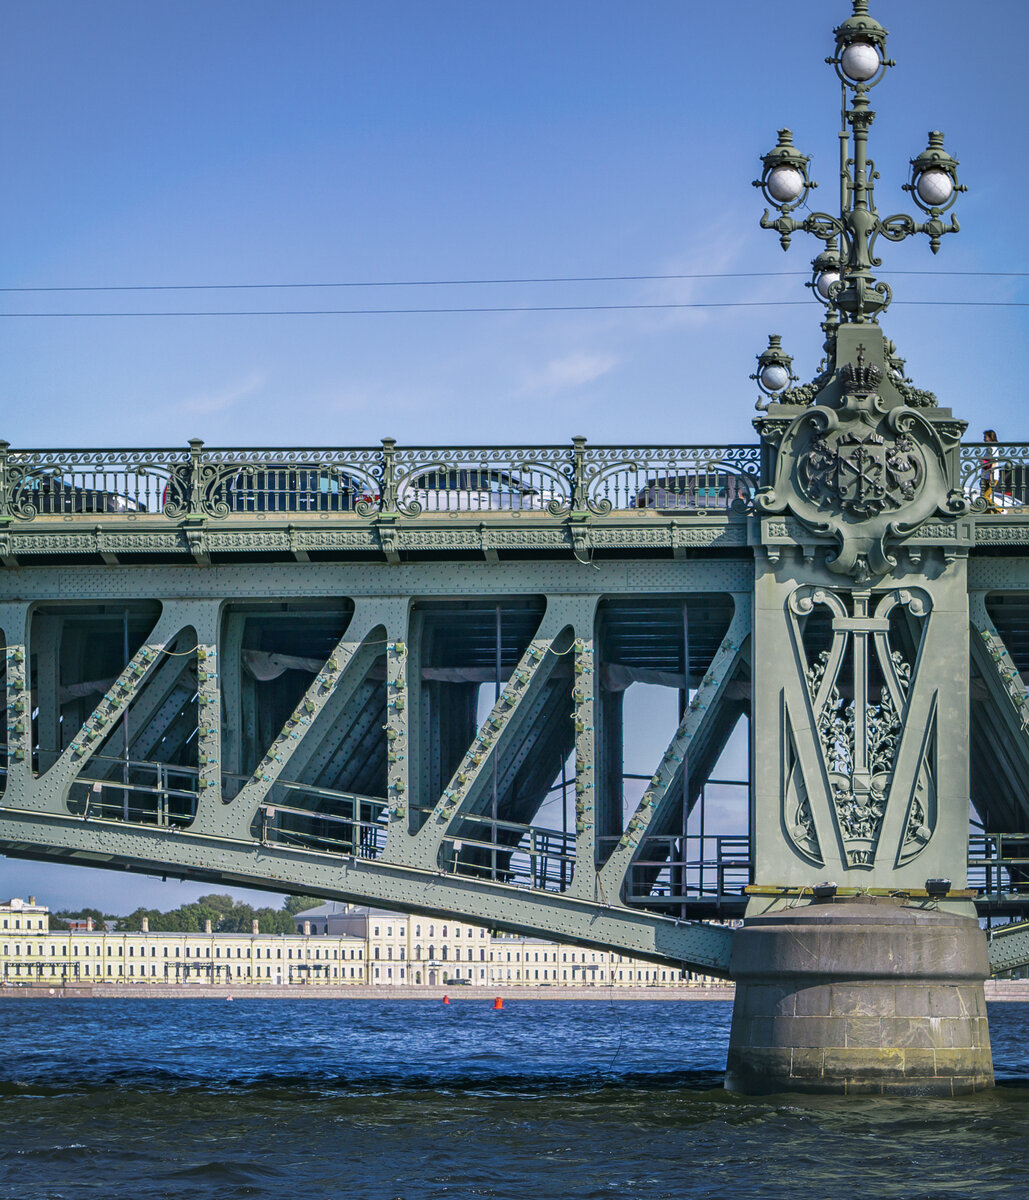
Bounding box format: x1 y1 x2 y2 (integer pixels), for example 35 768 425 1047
729 1 994 1099
753 0 966 325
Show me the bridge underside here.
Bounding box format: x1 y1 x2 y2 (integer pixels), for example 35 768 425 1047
0 553 757 975
2 524 1029 974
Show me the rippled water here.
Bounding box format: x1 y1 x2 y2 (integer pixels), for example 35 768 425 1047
2 998 1028 1199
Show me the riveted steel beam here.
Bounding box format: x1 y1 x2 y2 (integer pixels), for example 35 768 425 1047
0 808 733 973
988 921 1029 976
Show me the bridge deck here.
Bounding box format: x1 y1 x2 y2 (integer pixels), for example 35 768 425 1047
1 439 1028 970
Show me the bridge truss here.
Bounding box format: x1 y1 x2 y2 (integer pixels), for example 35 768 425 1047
2 435 1029 975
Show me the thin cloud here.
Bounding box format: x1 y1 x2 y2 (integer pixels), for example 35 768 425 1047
521 351 619 395
176 370 264 415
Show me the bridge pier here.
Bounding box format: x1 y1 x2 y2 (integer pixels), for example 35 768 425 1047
725 897 993 1095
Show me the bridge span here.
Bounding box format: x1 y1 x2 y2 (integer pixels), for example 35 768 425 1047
2 0 1025 1099
1 429 1028 970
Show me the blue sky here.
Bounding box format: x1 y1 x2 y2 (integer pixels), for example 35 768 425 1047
1 0 1025 912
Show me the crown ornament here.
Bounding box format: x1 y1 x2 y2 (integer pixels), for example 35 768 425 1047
839 345 883 398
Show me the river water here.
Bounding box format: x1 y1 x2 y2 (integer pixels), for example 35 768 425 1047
1 997 1027 1199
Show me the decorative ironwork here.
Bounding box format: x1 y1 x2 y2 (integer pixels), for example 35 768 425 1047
788 585 933 869
961 442 1029 512
0 439 761 525
755 0 966 326
799 428 924 517
756 329 968 582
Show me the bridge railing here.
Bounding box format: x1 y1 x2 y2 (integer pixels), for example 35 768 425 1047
960 443 1029 510
968 833 1029 894
8 439 1029 521
0 439 761 521
619 834 753 907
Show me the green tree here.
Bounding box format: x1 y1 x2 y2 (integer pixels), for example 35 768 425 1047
68 892 321 936
57 907 113 930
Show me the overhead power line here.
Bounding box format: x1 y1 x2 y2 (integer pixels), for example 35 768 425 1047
0 300 1025 317
0 269 1025 294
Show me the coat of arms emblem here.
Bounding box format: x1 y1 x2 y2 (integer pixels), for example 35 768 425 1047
799 429 924 517
754 340 968 581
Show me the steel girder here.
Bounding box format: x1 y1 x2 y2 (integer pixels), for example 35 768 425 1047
988 922 1029 976
0 559 752 974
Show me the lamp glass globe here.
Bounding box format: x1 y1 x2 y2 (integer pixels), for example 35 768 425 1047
816 270 840 300
767 166 804 203
840 41 880 81
760 364 790 392
916 168 954 207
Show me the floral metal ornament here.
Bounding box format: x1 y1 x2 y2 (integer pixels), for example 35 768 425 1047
784 585 937 869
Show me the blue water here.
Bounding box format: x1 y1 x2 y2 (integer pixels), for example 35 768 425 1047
1 998 1028 1199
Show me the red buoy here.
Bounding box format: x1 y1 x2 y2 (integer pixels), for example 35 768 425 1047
493 996 503 1010
443 995 450 1004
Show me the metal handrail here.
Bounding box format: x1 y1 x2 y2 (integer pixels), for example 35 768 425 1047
0 439 761 522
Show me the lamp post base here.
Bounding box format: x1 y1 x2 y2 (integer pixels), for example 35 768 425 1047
725 897 993 1096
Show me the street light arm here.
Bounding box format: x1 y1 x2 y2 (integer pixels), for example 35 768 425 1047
760 209 846 252
874 211 960 256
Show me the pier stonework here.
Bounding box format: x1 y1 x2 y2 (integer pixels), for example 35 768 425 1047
726 899 992 1095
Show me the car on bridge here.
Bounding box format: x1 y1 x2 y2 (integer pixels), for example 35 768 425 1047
634 471 753 512
399 468 556 513
16 470 145 516
212 466 378 514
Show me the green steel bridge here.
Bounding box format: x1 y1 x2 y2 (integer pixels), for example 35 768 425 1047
1 0 1023 1094
1 429 1028 982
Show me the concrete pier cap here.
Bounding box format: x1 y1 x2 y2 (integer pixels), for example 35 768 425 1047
725 896 993 1096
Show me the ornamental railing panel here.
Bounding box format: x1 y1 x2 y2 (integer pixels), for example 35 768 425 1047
0 447 190 521
0 440 762 521
960 442 1029 511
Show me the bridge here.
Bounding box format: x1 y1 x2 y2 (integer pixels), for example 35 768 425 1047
3 0 1026 1095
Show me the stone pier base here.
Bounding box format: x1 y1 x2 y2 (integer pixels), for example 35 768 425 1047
725 897 994 1095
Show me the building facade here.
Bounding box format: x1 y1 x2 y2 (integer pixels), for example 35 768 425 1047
0 897 365 987
0 897 728 988
294 903 727 988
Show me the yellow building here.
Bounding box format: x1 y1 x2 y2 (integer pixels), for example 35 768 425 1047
0 897 730 989
0 897 365 987
295 903 727 988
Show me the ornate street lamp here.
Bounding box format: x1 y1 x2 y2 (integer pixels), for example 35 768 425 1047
808 242 842 305
751 334 797 407
754 0 967 324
